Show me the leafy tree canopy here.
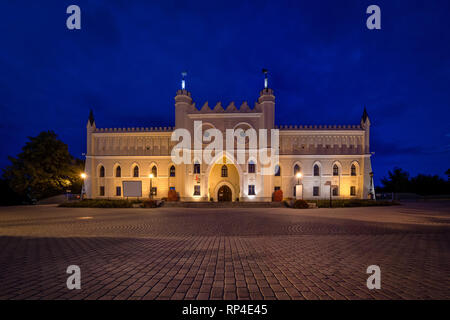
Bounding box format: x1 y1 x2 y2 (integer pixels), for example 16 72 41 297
2 131 84 201
380 167 450 195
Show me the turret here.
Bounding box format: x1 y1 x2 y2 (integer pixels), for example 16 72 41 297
175 72 193 129
360 107 371 153
258 69 275 130
85 109 96 198
86 109 96 155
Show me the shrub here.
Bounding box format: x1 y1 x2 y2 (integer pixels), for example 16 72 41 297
272 190 283 202
167 190 179 202
142 199 157 208
293 199 309 209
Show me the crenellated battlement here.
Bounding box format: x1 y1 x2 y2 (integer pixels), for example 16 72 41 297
94 126 174 133
192 100 261 114
276 124 363 130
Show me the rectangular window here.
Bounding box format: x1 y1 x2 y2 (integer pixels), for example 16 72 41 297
194 185 200 196
350 186 356 196
293 186 296 197
116 186 121 196
313 186 320 196
274 186 281 192
248 185 255 195
332 187 339 196
169 187 175 191
151 187 157 196
193 163 200 174
99 186 105 196
248 163 255 173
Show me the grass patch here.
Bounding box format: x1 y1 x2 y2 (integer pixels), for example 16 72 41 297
307 199 400 208
59 199 137 208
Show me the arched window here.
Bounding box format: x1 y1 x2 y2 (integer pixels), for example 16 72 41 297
221 165 228 177
115 166 121 177
333 164 339 176
133 166 139 177
274 164 281 176
294 164 300 175
193 162 200 174
248 160 255 173
313 164 320 176
99 166 105 177
351 164 357 176
151 166 157 177
169 165 176 177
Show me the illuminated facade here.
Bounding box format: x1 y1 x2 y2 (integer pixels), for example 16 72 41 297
84 80 374 201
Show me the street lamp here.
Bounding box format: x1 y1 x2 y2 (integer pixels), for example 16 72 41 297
296 172 302 185
295 172 303 199
80 173 87 200
149 173 154 199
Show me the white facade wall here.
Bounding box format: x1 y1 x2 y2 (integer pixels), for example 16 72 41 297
84 88 373 201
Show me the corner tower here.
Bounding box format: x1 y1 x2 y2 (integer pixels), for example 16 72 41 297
174 72 194 129
258 69 275 130
360 107 371 154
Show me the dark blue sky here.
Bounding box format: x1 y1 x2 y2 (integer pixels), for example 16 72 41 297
0 0 449 185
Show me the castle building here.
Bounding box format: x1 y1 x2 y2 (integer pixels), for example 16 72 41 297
84 74 374 202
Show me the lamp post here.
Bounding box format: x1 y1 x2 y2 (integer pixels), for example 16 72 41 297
149 173 154 199
80 173 87 200
296 172 303 199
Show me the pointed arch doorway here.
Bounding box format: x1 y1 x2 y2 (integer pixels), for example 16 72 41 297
218 185 232 202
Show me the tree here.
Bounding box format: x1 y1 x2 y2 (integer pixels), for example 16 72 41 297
2 131 84 201
380 167 410 193
446 169 450 181
410 174 448 196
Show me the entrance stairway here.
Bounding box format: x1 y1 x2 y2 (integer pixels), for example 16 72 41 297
162 201 285 208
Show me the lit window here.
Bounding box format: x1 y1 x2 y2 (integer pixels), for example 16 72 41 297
170 165 176 177
248 185 255 195
221 165 228 177
194 185 200 196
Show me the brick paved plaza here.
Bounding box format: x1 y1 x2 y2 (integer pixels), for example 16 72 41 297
0 202 449 300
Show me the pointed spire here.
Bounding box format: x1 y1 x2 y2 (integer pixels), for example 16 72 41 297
361 107 369 122
88 109 95 126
